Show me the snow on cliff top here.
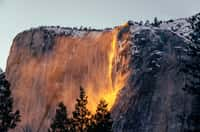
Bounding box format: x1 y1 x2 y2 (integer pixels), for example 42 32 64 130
160 18 192 39
18 26 107 39
18 14 195 41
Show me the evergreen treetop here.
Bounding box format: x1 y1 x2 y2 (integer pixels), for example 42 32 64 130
72 86 91 132
48 102 71 132
88 100 113 132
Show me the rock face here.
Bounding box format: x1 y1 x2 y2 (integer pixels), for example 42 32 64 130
5 16 197 132
112 28 193 132
6 25 131 131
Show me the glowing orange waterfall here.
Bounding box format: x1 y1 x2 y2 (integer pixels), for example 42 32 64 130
103 24 130 110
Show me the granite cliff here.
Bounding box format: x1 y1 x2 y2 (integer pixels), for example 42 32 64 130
5 14 199 132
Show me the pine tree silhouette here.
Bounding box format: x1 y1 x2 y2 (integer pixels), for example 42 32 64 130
88 100 113 132
0 72 20 132
72 86 91 132
49 102 72 132
152 17 160 27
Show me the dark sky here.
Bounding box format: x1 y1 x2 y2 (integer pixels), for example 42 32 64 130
0 0 200 69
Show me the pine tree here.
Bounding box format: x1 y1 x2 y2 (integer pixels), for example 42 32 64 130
0 72 20 132
144 20 150 26
152 17 161 27
72 86 91 132
49 102 72 132
88 100 113 132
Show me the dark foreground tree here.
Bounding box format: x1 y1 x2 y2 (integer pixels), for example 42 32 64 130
72 86 91 132
49 87 113 132
0 71 20 132
48 102 71 132
88 100 113 132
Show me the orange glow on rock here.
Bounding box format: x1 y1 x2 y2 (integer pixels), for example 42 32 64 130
86 24 130 113
6 23 131 130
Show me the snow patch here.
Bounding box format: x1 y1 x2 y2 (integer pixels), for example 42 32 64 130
160 18 192 40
